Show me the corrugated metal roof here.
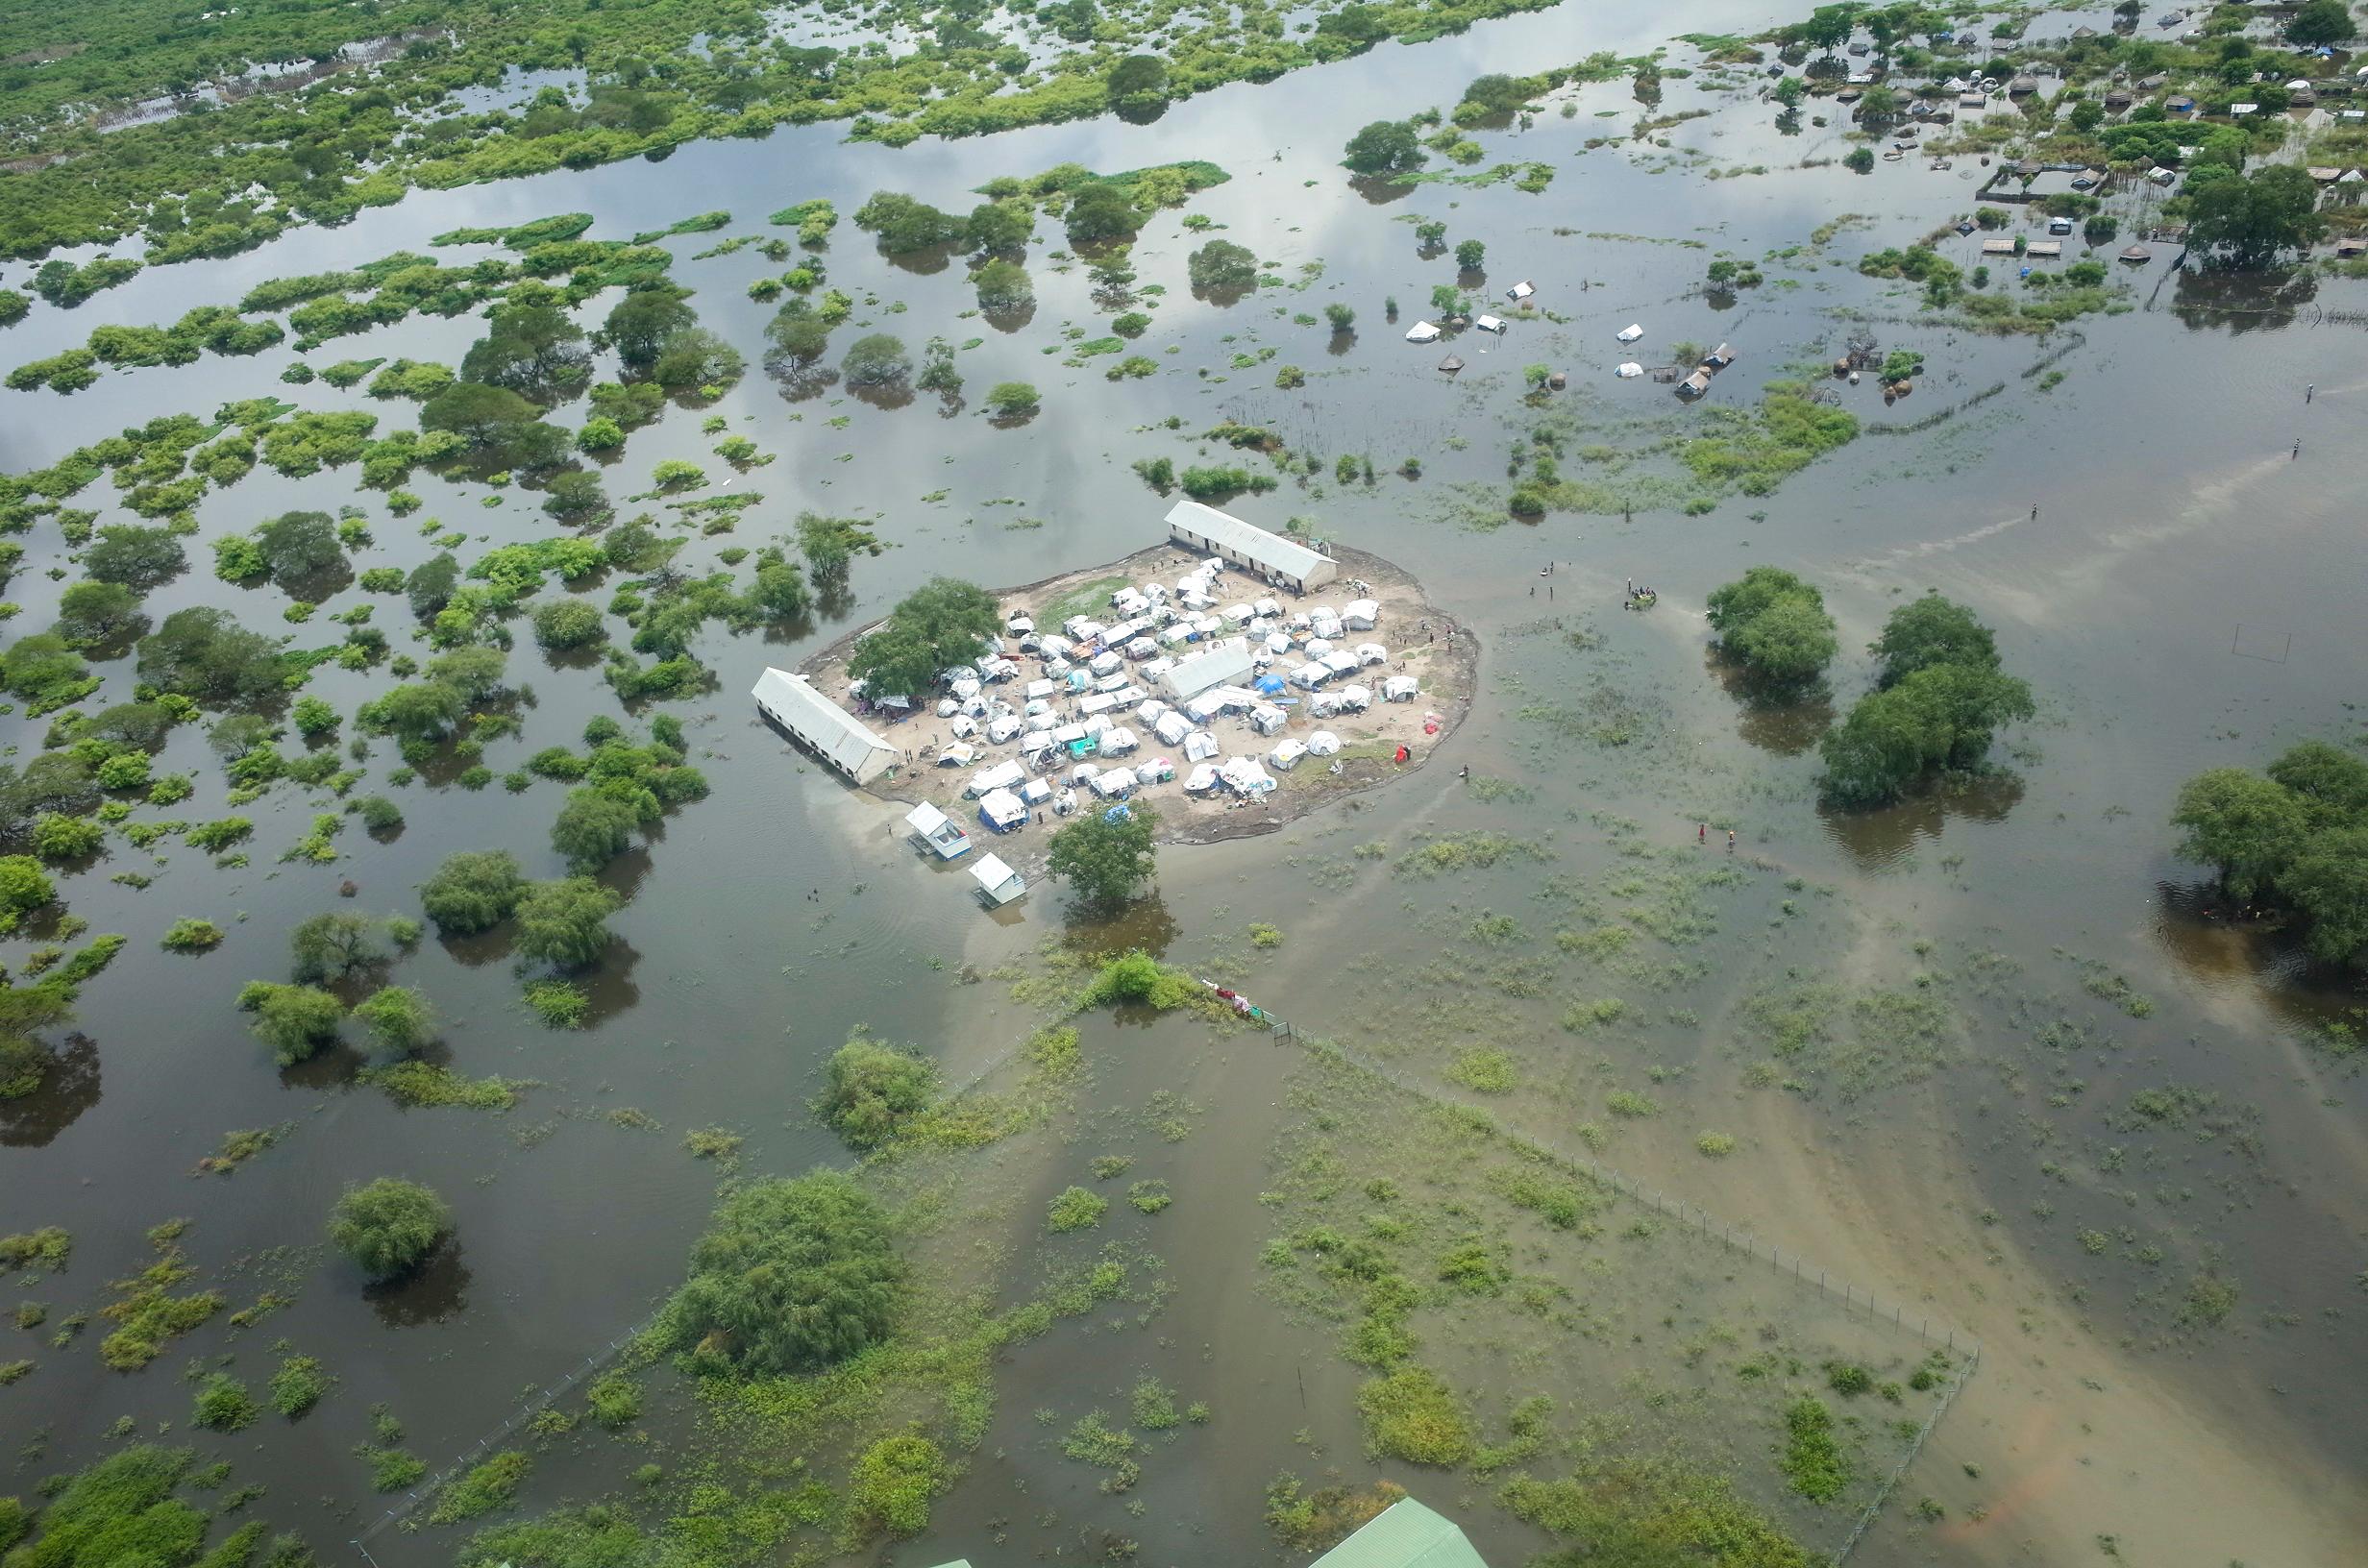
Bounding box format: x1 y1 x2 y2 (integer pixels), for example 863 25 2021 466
1163 639 1257 700
1164 499 1334 581
752 668 899 783
1310 1499 1489 1568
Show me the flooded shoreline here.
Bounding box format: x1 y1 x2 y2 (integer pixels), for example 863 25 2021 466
2 4 2364 1567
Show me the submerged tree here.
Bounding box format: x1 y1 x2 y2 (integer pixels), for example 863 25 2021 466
1343 120 1426 176
1047 804 1159 914
1705 567 1838 684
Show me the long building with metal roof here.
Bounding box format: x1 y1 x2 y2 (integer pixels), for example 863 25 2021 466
752 667 899 784
1164 499 1339 591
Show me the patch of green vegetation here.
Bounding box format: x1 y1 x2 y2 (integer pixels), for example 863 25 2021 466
1356 1365 1473 1465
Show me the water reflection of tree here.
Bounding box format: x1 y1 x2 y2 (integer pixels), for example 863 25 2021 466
0 1034 100 1147
2169 267 2317 335
766 358 840 404
366 1242 472 1328
981 300 1036 335
1705 649 1833 756
1815 771 2024 870
280 1040 368 1091
1064 894 1181 963
1348 174 1418 208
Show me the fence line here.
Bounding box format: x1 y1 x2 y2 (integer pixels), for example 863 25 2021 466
353 992 1981 1565
1260 1014 1983 1564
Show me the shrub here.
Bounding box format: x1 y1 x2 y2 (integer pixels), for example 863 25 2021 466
1356 1366 1473 1465
160 918 225 952
193 1374 259 1431
584 1374 639 1429
31 813 103 861
268 1356 333 1417
982 380 1040 418
531 600 605 649
420 849 524 934
664 1171 901 1377
848 1434 950 1539
1048 1185 1108 1233
236 981 345 1066
353 987 436 1055
329 1177 453 1279
815 1038 938 1149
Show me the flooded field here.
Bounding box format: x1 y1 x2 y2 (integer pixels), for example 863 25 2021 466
3 3 2365 1567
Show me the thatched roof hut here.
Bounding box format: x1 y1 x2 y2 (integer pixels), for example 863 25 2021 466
2009 73 2039 96
2118 243 2153 263
1436 355 1465 374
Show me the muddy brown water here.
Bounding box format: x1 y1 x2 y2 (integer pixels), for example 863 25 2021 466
4 4 2366 1565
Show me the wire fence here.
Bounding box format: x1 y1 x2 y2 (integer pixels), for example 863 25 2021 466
352 992 1980 1566
1264 1014 1984 1564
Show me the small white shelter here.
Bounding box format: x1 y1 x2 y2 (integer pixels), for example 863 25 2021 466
1616 361 1644 379
1307 730 1342 756
1616 323 1644 343
904 802 972 859
1342 599 1380 629
1474 314 1507 334
972 853 1025 906
1405 321 1442 343
1382 675 1420 701
1505 281 1535 302
976 788 1027 832
1269 738 1309 771
968 759 1026 798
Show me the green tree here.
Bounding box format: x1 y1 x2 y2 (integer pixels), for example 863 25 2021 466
419 850 525 934
136 608 284 705
2264 740 2368 829
254 510 343 586
353 986 436 1055
845 578 1000 698
514 876 622 967
1047 803 1158 913
765 301 832 364
289 911 383 982
0 982 72 1098
83 525 186 591
551 790 642 872
532 599 606 649
1868 594 2000 687
851 191 968 254
839 333 912 389
52 580 143 647
1063 183 1146 247
2187 164 2327 269
1343 120 1425 176
2170 768 2307 899
983 380 1041 418
1819 663 2034 807
965 201 1032 256
1107 54 1172 112
2287 0 2357 46
329 1178 452 1280
816 1038 938 1149
973 258 1033 313
1454 238 1487 270
1188 240 1259 295
665 1171 902 1377
2282 828 2368 966
0 855 56 930
236 981 346 1066
1706 568 1838 684
603 290 697 371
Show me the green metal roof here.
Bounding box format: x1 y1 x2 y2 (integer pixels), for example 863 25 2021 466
1310 1498 1489 1568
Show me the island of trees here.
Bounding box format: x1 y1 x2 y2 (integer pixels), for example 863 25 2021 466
2172 741 2368 966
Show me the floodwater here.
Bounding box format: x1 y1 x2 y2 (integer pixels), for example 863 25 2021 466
4 2 2366 1565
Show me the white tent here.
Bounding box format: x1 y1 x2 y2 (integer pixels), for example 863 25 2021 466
1184 764 1220 794
968 759 1026 797
1405 321 1442 343
1090 768 1137 798
986 715 1024 745
1079 692 1119 716
1382 675 1420 701
904 802 972 859
1269 738 1309 771
1307 730 1342 756
936 742 978 767
1288 663 1331 690
1154 711 1193 747
1308 691 1344 719
1183 729 1221 762
1342 599 1380 628
1320 650 1362 677
1505 281 1535 301
1249 703 1288 736
1336 683 1373 711
1099 726 1140 756
1474 314 1506 334
976 788 1026 832
1355 643 1388 666
1218 757 1277 796
1616 323 1644 343
972 852 1025 906
1616 361 1644 379
948 715 977 741
1134 698 1169 725
1021 776 1053 804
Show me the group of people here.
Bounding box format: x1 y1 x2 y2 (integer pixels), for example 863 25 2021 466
1624 577 1659 610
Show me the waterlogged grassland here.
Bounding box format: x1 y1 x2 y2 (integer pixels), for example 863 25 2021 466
1257 1042 1956 1554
